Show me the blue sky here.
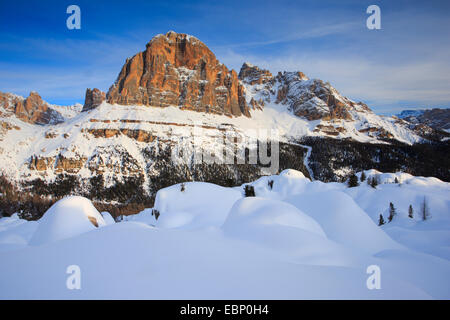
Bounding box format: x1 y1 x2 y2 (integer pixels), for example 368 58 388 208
0 0 449 114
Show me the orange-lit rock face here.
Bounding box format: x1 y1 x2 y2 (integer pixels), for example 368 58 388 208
0 91 63 125
107 31 250 117
83 88 106 112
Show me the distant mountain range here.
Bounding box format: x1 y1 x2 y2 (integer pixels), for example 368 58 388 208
397 108 450 132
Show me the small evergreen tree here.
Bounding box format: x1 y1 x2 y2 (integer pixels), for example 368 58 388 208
180 183 185 192
388 202 396 222
421 196 430 221
268 180 274 190
408 204 414 219
244 185 255 197
152 209 160 220
360 171 366 182
369 175 379 189
394 177 399 184
348 172 359 188
378 214 385 226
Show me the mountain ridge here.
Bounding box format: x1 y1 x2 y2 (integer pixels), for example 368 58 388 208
397 108 450 132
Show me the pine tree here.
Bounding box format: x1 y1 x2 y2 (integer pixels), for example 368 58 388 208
408 204 414 219
152 209 160 220
360 171 366 182
348 172 359 188
368 175 379 188
388 202 396 222
421 197 430 221
244 185 255 197
180 183 185 192
378 214 386 226
268 180 274 190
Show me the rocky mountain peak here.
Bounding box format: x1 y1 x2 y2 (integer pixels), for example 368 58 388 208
82 88 106 112
0 91 63 125
275 71 309 82
106 31 250 117
273 72 358 121
238 62 273 85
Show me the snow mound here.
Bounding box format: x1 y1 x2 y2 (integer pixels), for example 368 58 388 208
286 190 402 254
0 214 38 252
154 182 242 229
220 197 365 266
101 212 115 225
358 169 448 187
279 168 306 179
29 196 105 245
0 221 432 299
248 169 310 199
0 170 449 298
223 197 325 237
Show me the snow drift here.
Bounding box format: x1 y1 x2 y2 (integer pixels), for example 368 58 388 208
0 169 449 299
29 196 106 246
153 182 242 229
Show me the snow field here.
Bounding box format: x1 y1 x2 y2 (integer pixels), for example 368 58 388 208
0 169 448 299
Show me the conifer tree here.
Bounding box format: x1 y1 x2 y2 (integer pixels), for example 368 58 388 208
388 202 396 222
408 204 414 219
360 171 366 182
244 185 255 197
348 172 359 188
421 197 430 221
378 214 386 226
368 176 379 188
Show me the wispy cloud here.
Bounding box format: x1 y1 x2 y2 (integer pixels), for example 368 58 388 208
215 22 358 48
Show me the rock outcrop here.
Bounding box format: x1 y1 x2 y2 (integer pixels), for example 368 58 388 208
107 31 250 117
82 88 106 112
0 91 63 125
238 62 273 85
239 63 373 122
274 72 354 121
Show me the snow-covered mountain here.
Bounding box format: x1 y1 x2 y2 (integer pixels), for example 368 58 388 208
397 108 450 132
238 62 423 142
0 31 448 216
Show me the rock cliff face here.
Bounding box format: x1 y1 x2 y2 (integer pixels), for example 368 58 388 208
82 88 106 112
0 91 63 125
238 65 372 122
107 31 250 117
238 62 273 85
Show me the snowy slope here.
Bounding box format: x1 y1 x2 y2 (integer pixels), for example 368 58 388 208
1 169 448 299
241 70 423 144
48 103 83 120
0 92 424 187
